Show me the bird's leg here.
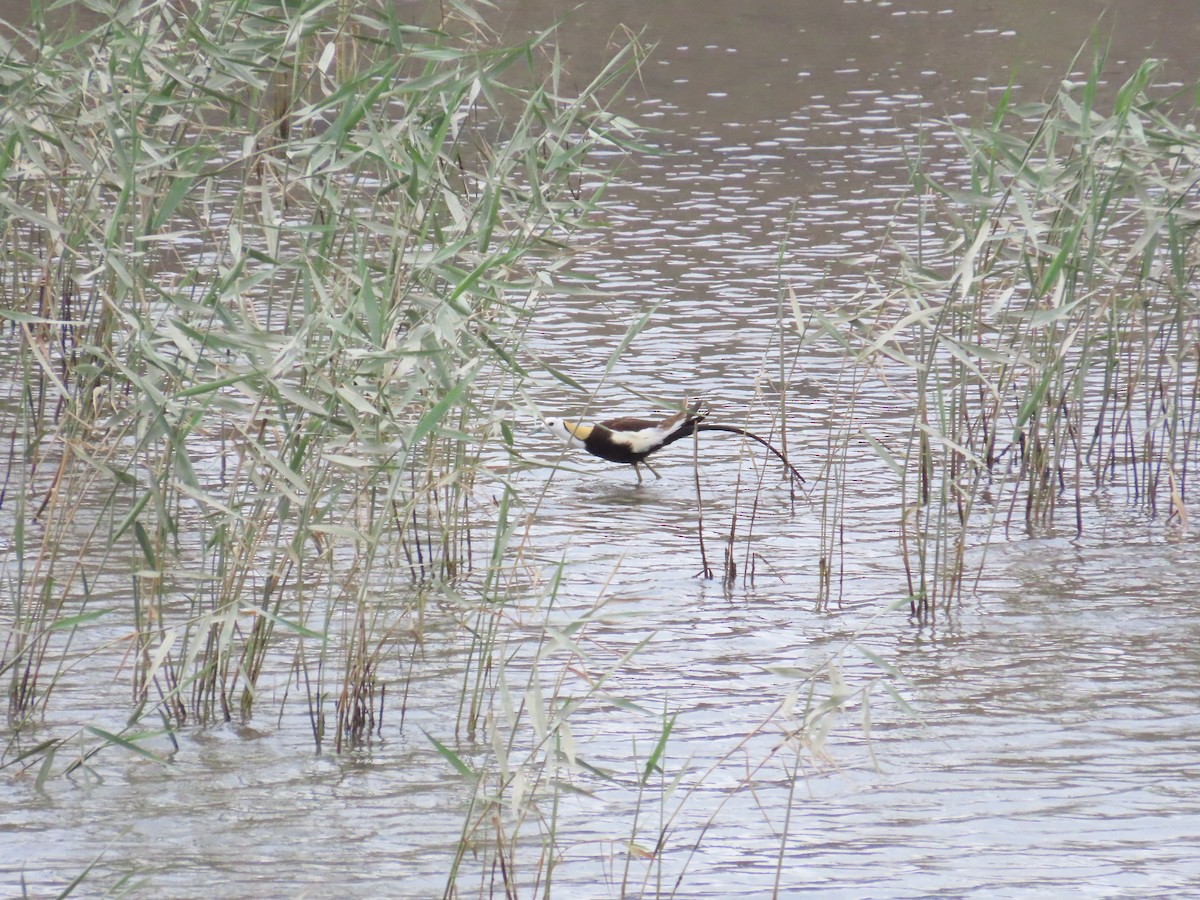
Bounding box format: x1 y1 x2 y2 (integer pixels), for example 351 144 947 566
643 460 662 480
634 464 644 484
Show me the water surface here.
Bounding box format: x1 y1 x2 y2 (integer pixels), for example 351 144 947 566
4 0 1200 896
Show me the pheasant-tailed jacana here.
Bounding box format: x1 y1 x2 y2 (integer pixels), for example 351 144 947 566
543 404 804 485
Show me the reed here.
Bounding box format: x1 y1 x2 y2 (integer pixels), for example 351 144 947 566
810 48 1200 618
0 0 646 762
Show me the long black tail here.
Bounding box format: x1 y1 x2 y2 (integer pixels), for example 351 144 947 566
696 424 805 484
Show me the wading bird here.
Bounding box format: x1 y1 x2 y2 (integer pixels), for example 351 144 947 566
544 404 804 485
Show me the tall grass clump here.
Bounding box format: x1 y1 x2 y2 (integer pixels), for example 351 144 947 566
0 0 644 763
817 51 1200 617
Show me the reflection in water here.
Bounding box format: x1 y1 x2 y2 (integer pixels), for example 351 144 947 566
6 0 1200 896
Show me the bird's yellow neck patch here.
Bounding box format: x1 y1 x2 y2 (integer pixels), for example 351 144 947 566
562 420 593 441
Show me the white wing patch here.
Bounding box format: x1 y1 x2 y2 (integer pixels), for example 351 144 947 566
606 422 676 455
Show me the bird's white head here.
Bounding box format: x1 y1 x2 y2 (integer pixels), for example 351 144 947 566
543 417 589 448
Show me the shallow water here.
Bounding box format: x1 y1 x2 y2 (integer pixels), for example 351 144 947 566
5 0 1200 896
